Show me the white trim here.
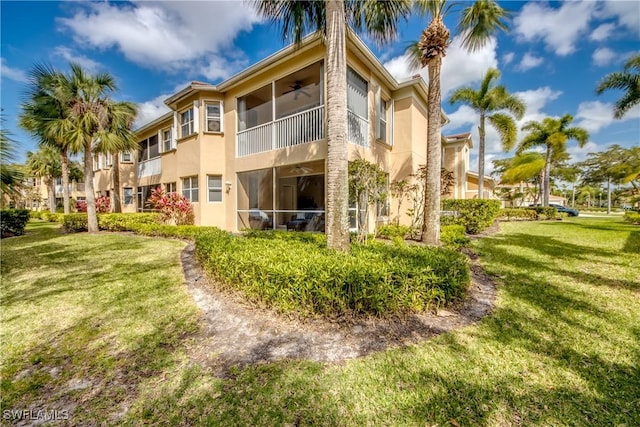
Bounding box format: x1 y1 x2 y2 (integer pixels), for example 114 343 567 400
193 100 200 135
207 174 223 203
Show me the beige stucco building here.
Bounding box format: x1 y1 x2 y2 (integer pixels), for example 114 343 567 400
93 31 486 232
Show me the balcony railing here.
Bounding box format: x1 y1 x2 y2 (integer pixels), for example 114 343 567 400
348 110 368 147
236 106 369 157
138 157 161 178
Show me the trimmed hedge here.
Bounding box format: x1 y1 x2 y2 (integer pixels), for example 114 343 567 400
1 209 31 237
441 224 469 248
441 199 501 234
623 212 640 225
376 224 412 240
59 214 470 317
498 208 539 221
60 213 161 233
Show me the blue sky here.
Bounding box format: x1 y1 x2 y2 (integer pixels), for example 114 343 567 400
1 1 639 172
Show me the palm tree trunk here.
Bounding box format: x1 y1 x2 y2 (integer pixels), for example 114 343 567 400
325 0 350 252
421 56 442 245
47 178 55 212
84 145 98 232
112 153 122 213
478 111 485 199
60 150 71 214
543 147 551 207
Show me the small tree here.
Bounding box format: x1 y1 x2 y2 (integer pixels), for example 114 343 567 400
148 187 195 225
348 159 387 243
390 179 410 225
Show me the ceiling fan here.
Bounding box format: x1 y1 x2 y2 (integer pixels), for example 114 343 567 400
282 81 311 100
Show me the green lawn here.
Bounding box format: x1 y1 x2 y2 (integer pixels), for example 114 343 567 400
1 218 638 426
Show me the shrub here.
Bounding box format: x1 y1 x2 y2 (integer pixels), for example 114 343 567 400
623 212 640 225
1 209 31 237
441 199 501 234
376 224 412 240
440 225 469 248
527 206 558 220
75 200 87 212
498 208 538 221
95 196 111 213
99 213 161 231
62 213 88 232
148 187 194 225
29 210 42 220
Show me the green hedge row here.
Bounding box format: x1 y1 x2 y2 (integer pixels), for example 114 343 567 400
60 213 161 232
59 213 470 317
623 212 640 225
1 209 31 237
441 199 502 234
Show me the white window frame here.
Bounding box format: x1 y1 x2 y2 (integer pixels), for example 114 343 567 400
205 101 223 133
121 151 132 163
181 176 199 203
106 153 113 167
165 182 177 193
162 128 173 152
180 108 195 138
207 175 223 203
377 97 388 143
123 187 134 205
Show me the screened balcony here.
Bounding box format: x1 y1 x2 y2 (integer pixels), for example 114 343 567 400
236 64 370 157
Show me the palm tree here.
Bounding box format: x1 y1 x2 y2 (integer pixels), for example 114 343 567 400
20 64 77 214
450 67 525 199
0 123 23 199
26 147 61 212
410 0 509 245
94 101 138 213
254 0 411 251
517 114 589 207
45 63 133 232
596 53 640 119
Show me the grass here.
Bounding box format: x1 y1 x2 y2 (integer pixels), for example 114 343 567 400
1 218 639 425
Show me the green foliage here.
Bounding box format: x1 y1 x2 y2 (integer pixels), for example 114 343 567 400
440 224 469 248
61 213 89 232
376 224 412 240
498 208 538 221
0 209 31 236
98 213 161 231
441 199 502 234
29 210 42 220
348 159 387 243
623 212 640 224
527 206 559 220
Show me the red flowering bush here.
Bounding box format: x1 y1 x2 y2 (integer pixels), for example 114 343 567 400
148 187 194 225
75 200 87 212
95 195 111 213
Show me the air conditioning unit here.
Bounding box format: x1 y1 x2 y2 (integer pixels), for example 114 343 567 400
208 120 221 132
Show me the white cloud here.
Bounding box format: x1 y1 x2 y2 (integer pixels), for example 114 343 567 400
134 94 171 129
383 34 498 97
589 23 616 42
52 46 101 72
0 58 27 83
599 0 640 32
575 100 640 133
514 1 596 56
567 141 600 164
592 47 616 67
502 52 515 65
57 1 261 79
517 53 543 71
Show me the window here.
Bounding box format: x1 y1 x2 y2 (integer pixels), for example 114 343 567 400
180 108 194 137
163 128 173 152
165 182 177 193
206 102 223 132
208 175 223 202
347 67 368 119
121 151 132 163
377 98 387 142
376 174 390 217
93 154 99 171
182 176 199 203
238 84 272 131
137 185 155 211
123 187 134 205
138 135 159 162
106 153 113 167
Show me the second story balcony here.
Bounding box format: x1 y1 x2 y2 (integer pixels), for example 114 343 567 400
236 62 370 157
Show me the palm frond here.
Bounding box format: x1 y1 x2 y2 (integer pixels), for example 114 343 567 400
488 112 517 151
458 0 509 52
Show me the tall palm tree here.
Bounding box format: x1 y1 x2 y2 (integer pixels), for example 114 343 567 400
0 123 23 199
20 64 76 214
411 0 509 245
449 67 525 199
596 53 640 119
26 147 61 212
94 101 138 213
45 63 132 232
254 0 411 251
517 114 589 207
